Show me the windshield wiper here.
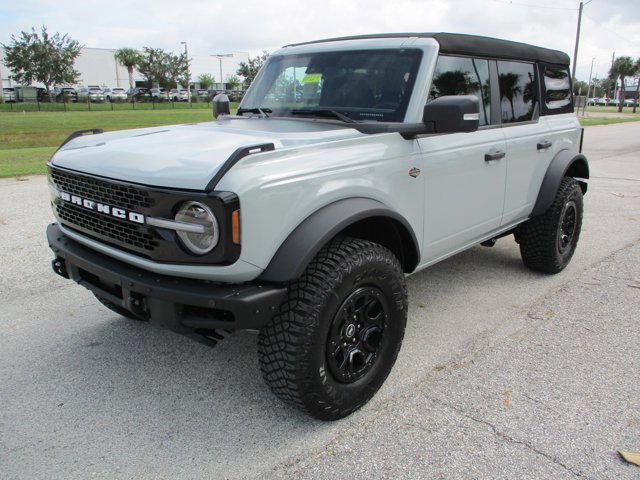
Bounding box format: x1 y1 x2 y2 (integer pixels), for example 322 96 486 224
290 109 356 123
237 107 272 117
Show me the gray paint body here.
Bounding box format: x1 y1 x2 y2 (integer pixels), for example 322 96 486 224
49 36 585 283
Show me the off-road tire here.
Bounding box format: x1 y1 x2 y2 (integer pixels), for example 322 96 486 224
258 236 408 420
516 177 583 274
94 294 147 321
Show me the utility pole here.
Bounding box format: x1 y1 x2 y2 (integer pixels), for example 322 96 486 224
181 41 190 103
211 54 234 90
572 0 593 82
583 57 595 116
572 2 583 81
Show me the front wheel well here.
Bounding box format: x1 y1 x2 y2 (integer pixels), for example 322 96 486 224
338 216 419 273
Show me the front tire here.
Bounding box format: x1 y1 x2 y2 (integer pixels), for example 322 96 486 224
516 177 583 274
258 237 407 420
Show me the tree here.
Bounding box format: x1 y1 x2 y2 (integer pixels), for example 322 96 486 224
225 74 241 90
2 26 81 98
137 47 188 89
236 51 269 88
572 80 588 96
633 58 640 114
114 48 141 90
609 56 636 112
498 72 523 121
197 73 215 90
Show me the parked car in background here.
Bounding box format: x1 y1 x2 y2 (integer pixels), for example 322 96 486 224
169 88 189 101
607 98 619 107
103 87 128 102
225 90 245 102
52 87 78 102
150 88 169 101
127 87 151 101
77 87 105 102
623 98 638 107
196 89 211 101
37 87 50 102
2 87 16 102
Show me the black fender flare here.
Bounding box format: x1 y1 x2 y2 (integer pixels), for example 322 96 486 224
258 197 420 283
531 150 589 217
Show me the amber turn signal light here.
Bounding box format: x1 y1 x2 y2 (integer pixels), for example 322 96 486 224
231 209 241 244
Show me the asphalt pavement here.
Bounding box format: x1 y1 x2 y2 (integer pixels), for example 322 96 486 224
1 121 639 479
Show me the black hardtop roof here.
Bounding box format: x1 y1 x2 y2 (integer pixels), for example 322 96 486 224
284 32 570 65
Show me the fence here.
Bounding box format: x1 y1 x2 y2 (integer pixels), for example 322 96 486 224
0 99 237 113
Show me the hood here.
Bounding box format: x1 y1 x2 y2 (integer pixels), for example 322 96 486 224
51 117 364 190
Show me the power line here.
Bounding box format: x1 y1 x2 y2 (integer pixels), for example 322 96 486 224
583 13 640 47
486 0 577 11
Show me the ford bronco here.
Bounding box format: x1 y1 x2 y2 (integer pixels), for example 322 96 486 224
47 33 588 420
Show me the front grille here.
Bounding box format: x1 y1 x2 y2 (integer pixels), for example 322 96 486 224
56 202 159 252
48 166 241 265
50 169 154 211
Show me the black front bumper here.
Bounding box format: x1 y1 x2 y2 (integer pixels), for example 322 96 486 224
47 223 287 334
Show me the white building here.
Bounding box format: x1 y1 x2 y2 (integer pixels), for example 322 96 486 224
1 46 249 89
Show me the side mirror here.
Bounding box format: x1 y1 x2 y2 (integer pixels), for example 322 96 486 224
213 93 230 118
423 95 480 134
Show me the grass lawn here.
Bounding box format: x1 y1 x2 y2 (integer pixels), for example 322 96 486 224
0 105 638 178
0 106 237 177
579 116 640 126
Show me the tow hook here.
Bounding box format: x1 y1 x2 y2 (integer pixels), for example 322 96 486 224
52 257 69 279
481 238 497 247
128 292 149 318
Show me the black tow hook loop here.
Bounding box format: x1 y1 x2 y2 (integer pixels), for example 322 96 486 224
128 292 148 318
52 257 69 279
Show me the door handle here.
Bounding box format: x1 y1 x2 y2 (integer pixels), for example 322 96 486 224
485 150 506 162
537 140 552 150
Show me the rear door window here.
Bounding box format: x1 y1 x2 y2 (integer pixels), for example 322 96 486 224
541 65 573 114
429 55 491 126
497 61 538 123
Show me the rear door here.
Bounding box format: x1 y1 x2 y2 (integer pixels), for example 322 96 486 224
418 55 508 262
497 60 554 225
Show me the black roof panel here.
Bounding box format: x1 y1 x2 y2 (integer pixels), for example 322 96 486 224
284 32 570 65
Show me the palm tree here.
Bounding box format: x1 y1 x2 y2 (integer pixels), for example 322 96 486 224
609 56 636 112
633 58 640 114
498 73 522 121
114 48 141 90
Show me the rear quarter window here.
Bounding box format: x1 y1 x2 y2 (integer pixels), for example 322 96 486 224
497 61 538 123
541 64 573 115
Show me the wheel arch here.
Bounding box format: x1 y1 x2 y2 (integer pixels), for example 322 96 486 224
531 150 589 217
258 198 420 283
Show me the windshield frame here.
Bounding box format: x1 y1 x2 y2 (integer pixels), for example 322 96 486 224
239 48 424 123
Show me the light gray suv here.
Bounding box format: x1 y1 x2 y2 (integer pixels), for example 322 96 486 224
46 33 588 420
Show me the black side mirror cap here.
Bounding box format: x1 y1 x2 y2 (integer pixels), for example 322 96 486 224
423 95 480 134
213 93 231 118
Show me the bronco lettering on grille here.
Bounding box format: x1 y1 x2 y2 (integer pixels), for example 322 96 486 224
58 191 145 224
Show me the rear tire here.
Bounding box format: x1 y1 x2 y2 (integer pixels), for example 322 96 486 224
258 237 407 420
516 177 583 274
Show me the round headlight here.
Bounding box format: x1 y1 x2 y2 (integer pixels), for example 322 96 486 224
175 201 219 255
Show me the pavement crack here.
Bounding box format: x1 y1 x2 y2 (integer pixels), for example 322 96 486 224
426 396 589 479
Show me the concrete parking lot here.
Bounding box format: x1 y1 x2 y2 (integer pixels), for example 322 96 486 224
1 122 639 479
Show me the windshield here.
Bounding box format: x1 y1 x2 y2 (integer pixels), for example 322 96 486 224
240 49 422 122
113 88 125 93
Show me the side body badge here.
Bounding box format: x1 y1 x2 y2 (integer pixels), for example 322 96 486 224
409 167 421 178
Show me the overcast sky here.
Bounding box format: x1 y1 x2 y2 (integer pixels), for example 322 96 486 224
2 0 639 81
